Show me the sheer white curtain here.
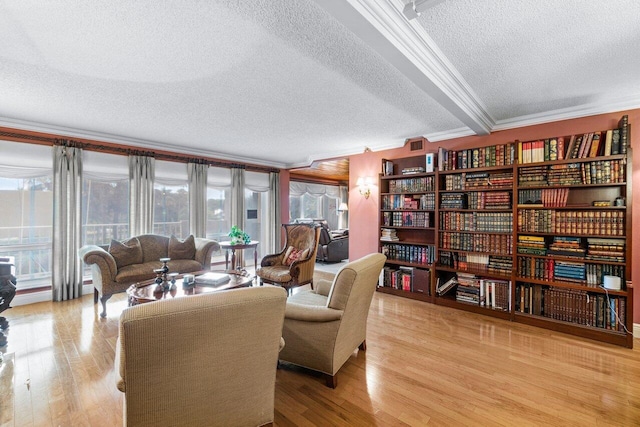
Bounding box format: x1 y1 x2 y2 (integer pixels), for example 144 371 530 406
188 162 208 237
52 144 83 301
230 167 245 265
129 155 155 236
268 172 281 253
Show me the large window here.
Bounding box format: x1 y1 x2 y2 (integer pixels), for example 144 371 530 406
289 182 343 230
0 141 53 290
245 171 271 265
154 161 189 238
82 151 129 247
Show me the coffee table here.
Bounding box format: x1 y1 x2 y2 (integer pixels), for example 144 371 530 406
126 271 254 306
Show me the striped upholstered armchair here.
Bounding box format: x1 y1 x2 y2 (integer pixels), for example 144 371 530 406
256 223 321 294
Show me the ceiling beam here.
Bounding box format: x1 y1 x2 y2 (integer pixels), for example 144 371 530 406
315 0 493 135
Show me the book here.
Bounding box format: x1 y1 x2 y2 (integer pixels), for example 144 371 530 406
195 272 231 286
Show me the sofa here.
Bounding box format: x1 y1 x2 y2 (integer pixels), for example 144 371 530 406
115 286 287 427
294 218 349 263
79 234 219 318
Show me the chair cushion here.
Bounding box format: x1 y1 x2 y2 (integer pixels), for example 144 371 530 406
109 237 143 269
168 235 196 260
257 265 292 283
288 289 328 307
283 246 310 266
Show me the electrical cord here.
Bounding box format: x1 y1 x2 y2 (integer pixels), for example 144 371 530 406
598 285 633 335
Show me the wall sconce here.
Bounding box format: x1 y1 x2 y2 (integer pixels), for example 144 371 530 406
356 177 374 199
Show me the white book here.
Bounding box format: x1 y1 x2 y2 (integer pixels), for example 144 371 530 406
195 272 230 286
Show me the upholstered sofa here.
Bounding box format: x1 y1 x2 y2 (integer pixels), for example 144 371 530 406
79 234 219 318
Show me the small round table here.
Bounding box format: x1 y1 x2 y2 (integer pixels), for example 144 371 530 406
219 240 259 272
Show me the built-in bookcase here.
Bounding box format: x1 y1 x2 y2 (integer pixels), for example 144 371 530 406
376 115 633 347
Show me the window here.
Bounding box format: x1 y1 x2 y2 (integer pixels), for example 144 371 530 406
207 167 232 266
245 171 270 265
154 161 189 238
82 151 129 247
289 181 342 230
0 141 53 290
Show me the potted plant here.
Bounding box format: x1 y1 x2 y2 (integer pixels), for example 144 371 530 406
228 226 251 245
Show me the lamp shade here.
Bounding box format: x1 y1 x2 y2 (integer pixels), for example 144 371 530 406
338 202 348 212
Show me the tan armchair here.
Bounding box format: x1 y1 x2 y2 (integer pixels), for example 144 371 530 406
115 286 287 427
256 223 321 294
278 253 387 388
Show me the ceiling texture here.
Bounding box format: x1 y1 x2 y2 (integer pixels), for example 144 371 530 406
1 0 639 170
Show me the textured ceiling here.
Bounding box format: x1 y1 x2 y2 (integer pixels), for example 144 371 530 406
0 0 638 169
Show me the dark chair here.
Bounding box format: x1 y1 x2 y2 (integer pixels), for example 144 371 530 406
294 219 349 263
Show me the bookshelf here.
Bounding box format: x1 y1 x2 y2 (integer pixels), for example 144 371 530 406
378 155 435 301
376 115 633 347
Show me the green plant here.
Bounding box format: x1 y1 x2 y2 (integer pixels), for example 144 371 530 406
228 225 251 244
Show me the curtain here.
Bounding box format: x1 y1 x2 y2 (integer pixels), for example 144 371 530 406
52 144 83 301
129 155 155 236
230 167 245 266
339 185 348 229
188 162 208 237
268 172 281 253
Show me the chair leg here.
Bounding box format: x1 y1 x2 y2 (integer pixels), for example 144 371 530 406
94 288 99 303
359 340 367 351
324 373 337 389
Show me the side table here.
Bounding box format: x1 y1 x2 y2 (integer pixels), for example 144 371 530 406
219 241 259 273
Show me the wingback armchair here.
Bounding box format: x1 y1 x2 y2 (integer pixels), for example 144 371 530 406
278 253 386 388
256 223 321 294
115 286 287 427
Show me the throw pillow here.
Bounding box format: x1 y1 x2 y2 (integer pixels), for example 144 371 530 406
108 237 143 269
168 235 196 260
284 247 310 266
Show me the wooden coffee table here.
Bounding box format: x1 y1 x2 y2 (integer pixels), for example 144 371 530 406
126 271 254 306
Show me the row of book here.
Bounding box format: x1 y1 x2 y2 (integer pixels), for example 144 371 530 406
468 191 511 210
517 210 625 236
439 252 512 275
380 266 430 293
380 228 399 241
439 232 513 255
517 118 628 164
438 143 517 171
439 211 513 233
440 193 467 209
382 211 431 228
380 243 435 265
518 188 569 208
518 256 625 287
519 160 625 187
517 236 626 262
586 238 625 262
387 176 435 193
515 283 627 331
443 171 513 190
381 194 420 210
437 273 510 311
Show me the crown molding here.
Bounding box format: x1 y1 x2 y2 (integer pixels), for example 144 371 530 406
493 94 640 132
0 116 287 169
317 0 493 135
424 126 476 142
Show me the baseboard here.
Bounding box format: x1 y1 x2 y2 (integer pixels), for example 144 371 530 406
12 284 93 307
634 323 640 338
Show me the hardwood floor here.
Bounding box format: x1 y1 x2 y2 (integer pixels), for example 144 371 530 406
2 288 640 426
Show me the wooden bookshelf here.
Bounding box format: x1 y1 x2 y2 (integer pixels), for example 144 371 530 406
376 115 633 347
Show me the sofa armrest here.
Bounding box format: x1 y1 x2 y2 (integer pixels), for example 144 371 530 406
115 335 126 393
285 303 343 322
261 252 284 267
314 279 333 297
79 245 117 282
194 238 220 269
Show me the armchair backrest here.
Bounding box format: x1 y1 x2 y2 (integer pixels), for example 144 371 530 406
116 286 287 427
282 223 321 261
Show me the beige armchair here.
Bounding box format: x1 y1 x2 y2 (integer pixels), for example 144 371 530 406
256 223 321 294
278 253 386 388
115 286 287 427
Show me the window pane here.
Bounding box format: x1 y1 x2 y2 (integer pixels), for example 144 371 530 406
82 179 129 246
0 176 53 289
206 187 230 266
153 184 189 238
243 188 268 268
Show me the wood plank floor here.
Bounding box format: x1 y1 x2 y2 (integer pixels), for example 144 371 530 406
2 287 640 426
